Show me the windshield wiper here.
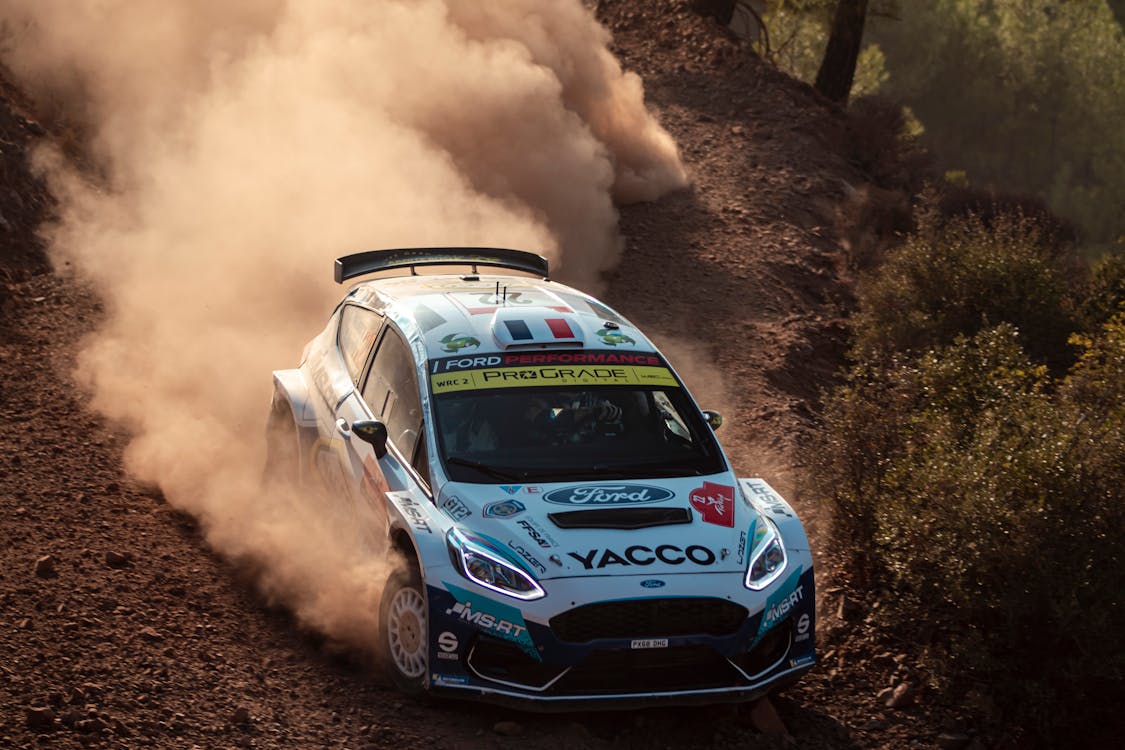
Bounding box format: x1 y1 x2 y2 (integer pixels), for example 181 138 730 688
444 456 525 481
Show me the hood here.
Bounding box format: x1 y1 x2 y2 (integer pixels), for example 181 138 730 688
437 474 756 579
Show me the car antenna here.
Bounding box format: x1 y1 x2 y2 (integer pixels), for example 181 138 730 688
495 280 500 303
502 285 508 306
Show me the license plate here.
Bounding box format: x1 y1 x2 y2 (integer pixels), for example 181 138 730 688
630 638 669 649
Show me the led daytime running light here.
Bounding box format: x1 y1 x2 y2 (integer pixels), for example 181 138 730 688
447 529 545 601
744 516 787 591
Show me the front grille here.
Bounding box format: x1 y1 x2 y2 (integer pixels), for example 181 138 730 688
552 646 741 694
550 598 748 642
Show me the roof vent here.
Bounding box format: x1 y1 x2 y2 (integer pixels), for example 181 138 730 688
490 307 584 350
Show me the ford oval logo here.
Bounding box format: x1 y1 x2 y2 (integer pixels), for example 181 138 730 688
543 484 674 506
641 579 666 589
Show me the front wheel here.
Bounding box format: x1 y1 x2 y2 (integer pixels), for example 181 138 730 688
379 564 428 694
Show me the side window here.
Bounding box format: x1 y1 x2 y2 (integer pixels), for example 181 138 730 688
337 305 383 384
362 327 423 459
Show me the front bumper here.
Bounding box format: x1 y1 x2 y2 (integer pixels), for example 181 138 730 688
424 567 816 708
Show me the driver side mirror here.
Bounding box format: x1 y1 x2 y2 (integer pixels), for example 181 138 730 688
352 419 389 457
702 410 723 431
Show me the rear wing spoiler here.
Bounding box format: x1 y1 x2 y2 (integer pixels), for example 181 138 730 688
334 247 549 283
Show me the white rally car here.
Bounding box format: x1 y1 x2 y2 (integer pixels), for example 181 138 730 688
266 248 815 707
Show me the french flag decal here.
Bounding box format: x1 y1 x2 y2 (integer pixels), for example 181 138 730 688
504 320 534 340
546 318 575 338
503 318 576 341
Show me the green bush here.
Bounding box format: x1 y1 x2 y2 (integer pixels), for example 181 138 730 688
816 314 1125 741
1076 250 1125 330
850 209 1080 368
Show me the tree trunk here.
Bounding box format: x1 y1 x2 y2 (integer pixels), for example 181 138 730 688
814 0 870 104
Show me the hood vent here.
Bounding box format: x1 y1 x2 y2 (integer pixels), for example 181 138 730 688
548 507 692 530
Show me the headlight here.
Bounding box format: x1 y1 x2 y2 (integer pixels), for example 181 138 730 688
744 515 787 590
447 528 545 601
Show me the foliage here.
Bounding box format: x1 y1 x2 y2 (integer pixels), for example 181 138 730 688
850 208 1080 367
1075 250 1125 330
815 208 1125 739
868 0 1125 247
754 0 889 98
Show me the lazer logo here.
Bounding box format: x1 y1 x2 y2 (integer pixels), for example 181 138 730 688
544 484 674 506
445 601 527 638
567 545 717 570
508 542 547 575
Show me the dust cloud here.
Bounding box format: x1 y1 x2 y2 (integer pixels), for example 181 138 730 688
0 0 687 652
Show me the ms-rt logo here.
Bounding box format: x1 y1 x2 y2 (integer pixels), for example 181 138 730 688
445 600 528 638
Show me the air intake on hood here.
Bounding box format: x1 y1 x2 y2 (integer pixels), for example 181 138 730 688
547 507 692 530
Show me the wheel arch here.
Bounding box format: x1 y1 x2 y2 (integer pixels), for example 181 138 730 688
270 369 316 428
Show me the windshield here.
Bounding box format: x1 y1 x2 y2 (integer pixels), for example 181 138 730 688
432 383 726 483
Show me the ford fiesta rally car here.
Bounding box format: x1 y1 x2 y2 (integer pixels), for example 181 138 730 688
266 247 815 707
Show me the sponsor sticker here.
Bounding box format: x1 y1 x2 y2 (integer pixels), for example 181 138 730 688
439 333 480 354
443 582 539 660
508 541 547 575
596 328 636 346
744 479 794 518
430 364 676 393
436 631 460 659
483 499 526 519
431 350 662 374
689 481 736 527
631 639 669 649
438 631 459 652
431 673 469 685
500 485 522 495
756 567 805 638
795 613 811 643
544 484 674 506
441 495 471 521
391 492 433 534
518 519 556 549
568 544 717 570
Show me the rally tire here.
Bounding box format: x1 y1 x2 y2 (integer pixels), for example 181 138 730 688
379 563 428 694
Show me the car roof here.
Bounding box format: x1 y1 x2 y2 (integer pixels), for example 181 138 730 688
342 272 657 363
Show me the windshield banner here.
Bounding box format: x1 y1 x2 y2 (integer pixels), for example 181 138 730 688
429 351 678 393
